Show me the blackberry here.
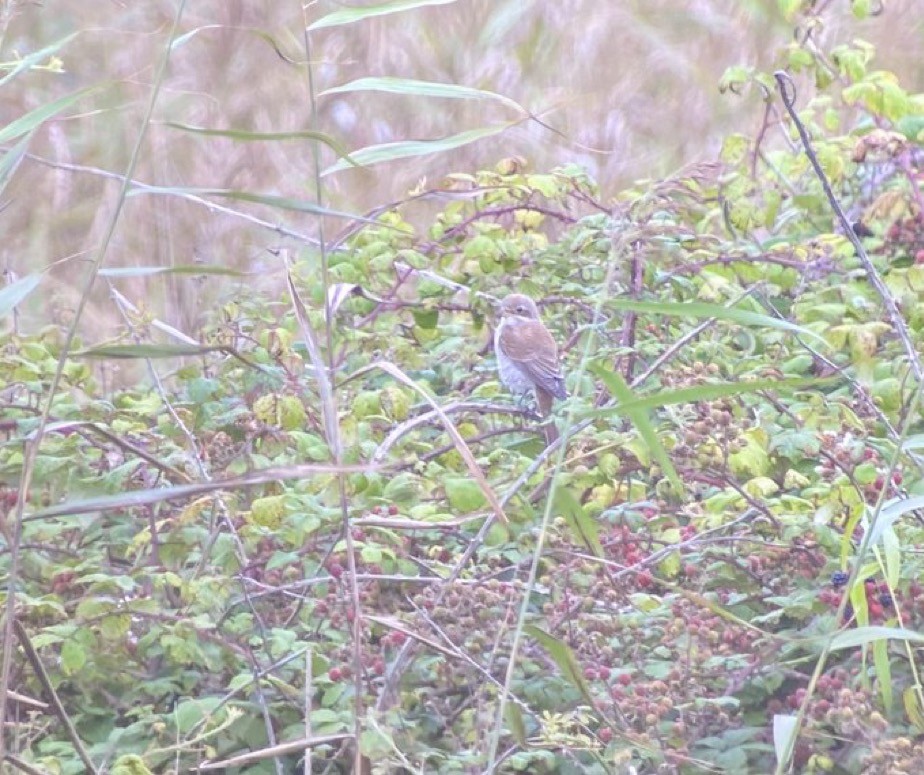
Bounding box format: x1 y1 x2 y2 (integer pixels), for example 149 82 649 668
831 570 849 588
878 592 893 607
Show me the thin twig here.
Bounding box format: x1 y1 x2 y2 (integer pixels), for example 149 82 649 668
372 401 536 462
14 619 98 774
304 648 313 775
2 755 49 775
24 154 320 247
197 734 354 771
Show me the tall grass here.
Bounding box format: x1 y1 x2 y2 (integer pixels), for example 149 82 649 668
2 0 922 334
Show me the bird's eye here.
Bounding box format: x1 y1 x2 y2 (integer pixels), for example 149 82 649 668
516 305 526 313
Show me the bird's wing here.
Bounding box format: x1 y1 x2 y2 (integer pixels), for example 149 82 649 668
499 320 568 399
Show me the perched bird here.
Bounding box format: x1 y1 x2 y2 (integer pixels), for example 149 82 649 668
494 293 567 423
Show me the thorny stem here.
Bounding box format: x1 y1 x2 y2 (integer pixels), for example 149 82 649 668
775 71 924 387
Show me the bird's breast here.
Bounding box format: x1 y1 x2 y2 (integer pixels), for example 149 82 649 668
494 324 534 394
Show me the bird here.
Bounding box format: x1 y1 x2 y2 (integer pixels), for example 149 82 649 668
494 293 567 426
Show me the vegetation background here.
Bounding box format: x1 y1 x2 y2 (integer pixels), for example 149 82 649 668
4 1 924 774
3 1 922 332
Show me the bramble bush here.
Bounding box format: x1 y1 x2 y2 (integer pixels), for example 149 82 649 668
4 2 924 774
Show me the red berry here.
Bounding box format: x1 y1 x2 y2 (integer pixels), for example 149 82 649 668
599 728 613 744
328 667 343 681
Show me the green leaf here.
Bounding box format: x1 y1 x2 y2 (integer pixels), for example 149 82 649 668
505 702 527 747
444 477 487 513
523 625 595 709
553 486 603 557
412 308 439 329
323 124 514 176
111 755 154 775
61 640 87 674
0 273 41 317
590 365 682 493
101 614 131 640
873 638 892 711
321 76 525 114
308 0 458 30
174 697 222 733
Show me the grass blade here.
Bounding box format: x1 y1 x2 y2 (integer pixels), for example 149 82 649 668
322 124 514 176
25 463 381 522
773 714 798 771
0 85 101 145
523 625 596 709
829 626 924 650
605 299 827 344
75 343 221 358
0 274 42 317
308 0 458 31
583 377 832 420
126 186 375 223
553 486 603 557
0 132 33 195
164 121 357 164
321 77 525 114
99 265 246 278
591 364 682 493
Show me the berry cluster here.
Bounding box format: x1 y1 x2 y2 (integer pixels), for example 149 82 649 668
885 213 924 264
816 433 902 502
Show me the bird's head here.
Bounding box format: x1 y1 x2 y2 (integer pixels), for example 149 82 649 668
498 293 539 321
